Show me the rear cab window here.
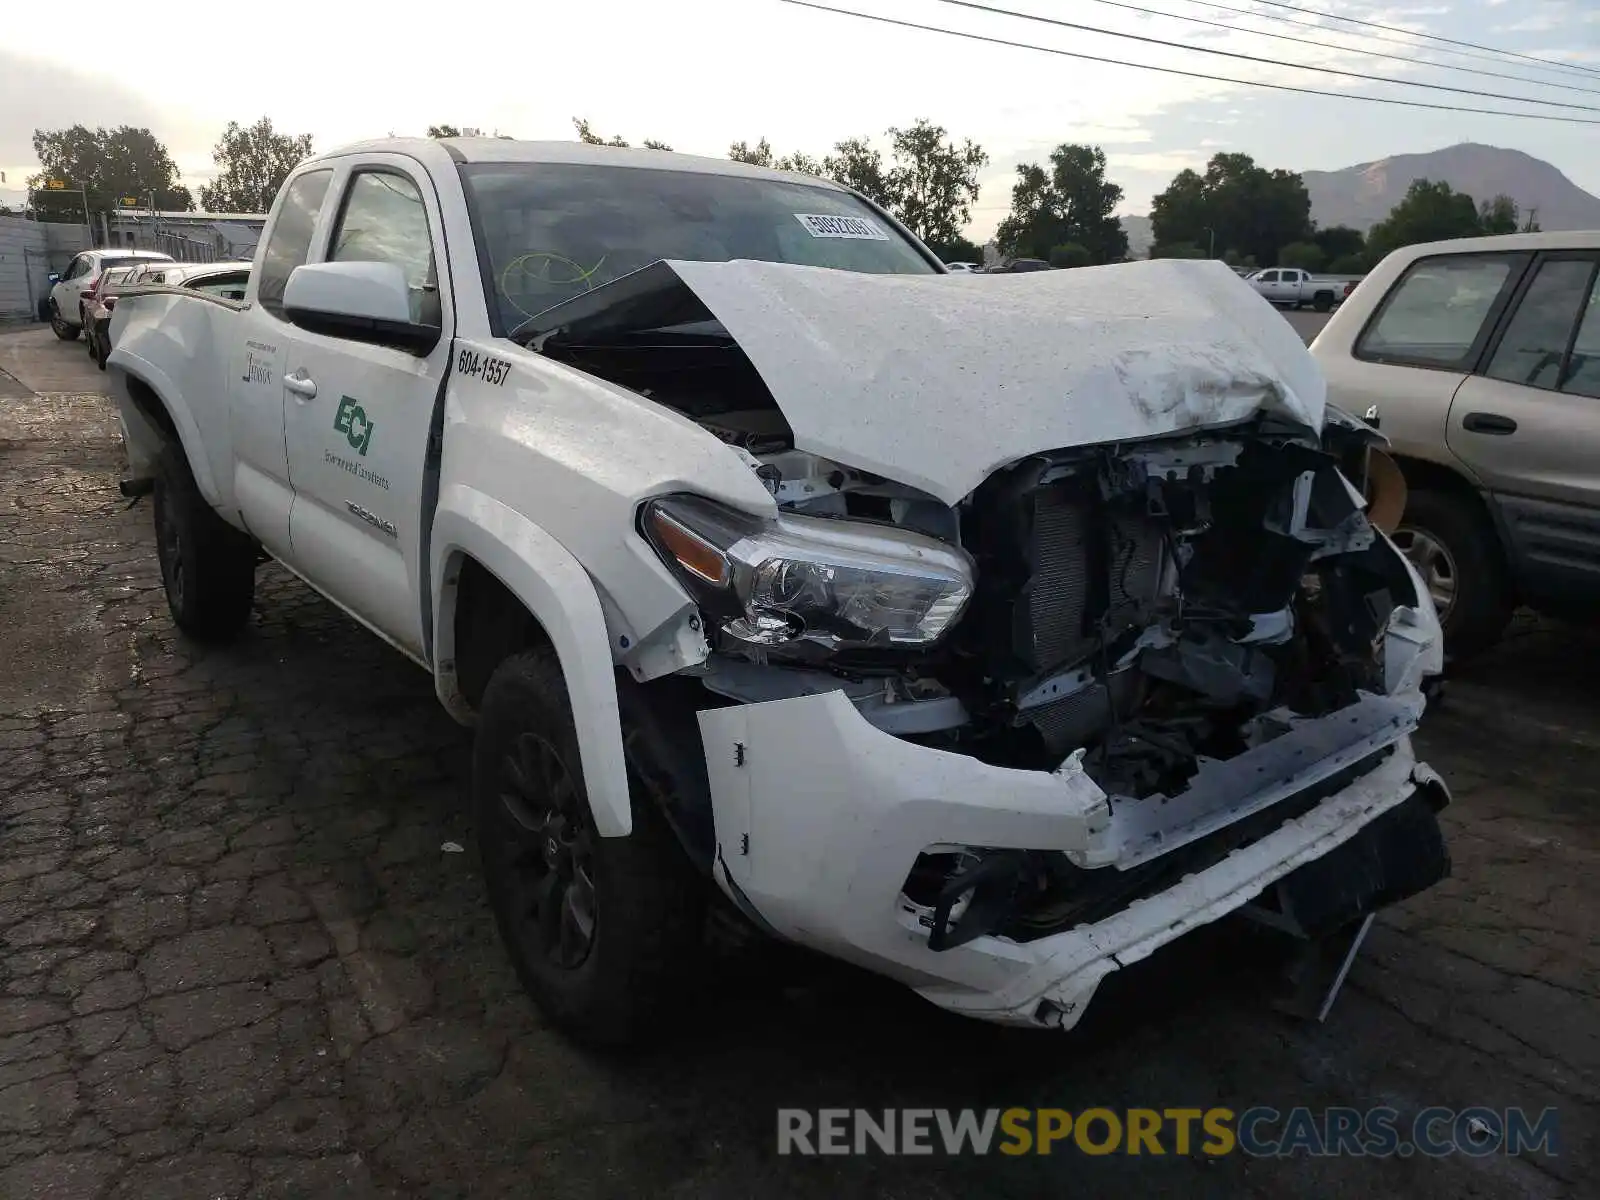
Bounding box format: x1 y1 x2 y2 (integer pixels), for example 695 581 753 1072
1355 252 1529 370
257 169 334 318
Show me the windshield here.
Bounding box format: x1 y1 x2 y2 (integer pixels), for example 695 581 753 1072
458 162 937 334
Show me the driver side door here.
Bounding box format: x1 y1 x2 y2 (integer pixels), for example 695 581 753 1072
280 157 454 660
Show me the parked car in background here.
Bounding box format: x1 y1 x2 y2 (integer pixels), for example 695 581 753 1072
943 261 981 273
93 262 252 369
47 249 173 340
82 267 141 364
1248 267 1360 312
1311 230 1600 655
987 258 1051 273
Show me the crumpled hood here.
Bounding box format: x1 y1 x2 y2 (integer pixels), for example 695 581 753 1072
662 257 1326 505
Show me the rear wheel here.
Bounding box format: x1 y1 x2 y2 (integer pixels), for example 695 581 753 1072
474 649 703 1048
1391 488 1511 657
49 301 78 341
1313 292 1334 312
152 442 257 642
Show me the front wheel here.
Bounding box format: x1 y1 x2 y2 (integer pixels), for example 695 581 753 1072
1391 488 1512 657
49 302 78 341
474 649 703 1048
152 442 257 642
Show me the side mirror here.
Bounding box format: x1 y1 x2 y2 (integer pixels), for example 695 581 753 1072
47 273 60 284
282 260 440 354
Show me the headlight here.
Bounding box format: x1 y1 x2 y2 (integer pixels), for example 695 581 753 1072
643 495 973 652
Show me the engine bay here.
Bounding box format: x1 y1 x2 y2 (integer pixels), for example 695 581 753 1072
695 417 1420 807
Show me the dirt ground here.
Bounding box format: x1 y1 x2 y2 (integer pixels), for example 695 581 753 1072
0 325 1593 1198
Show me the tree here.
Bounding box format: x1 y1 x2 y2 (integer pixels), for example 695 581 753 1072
571 119 669 150
729 138 822 175
729 138 773 167
1365 178 1482 259
821 138 892 208
1312 224 1364 266
776 151 822 176
1149 242 1205 259
198 118 313 212
1478 194 1520 236
1327 254 1366 274
1048 242 1092 269
994 144 1128 266
1278 241 1325 272
1149 153 1311 266
926 233 985 264
30 125 192 220
881 120 987 250
427 124 462 138
1522 207 1542 234
573 118 630 147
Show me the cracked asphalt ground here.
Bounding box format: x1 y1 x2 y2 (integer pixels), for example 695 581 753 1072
0 325 1595 1199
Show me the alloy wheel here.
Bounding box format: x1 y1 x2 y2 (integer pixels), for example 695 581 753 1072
157 495 185 610
1391 525 1457 619
493 730 597 970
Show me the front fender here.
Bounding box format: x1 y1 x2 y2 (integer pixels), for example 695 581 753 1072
431 484 632 838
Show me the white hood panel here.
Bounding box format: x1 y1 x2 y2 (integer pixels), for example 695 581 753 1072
665 258 1327 505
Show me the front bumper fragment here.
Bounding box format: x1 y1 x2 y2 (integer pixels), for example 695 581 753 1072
698 689 1446 1029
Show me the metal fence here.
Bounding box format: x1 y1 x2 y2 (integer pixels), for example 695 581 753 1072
150 230 220 263
0 217 51 320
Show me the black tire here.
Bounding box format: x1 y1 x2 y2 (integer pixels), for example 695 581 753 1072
49 302 78 341
1313 292 1334 312
1392 487 1512 657
152 442 257 642
474 649 703 1048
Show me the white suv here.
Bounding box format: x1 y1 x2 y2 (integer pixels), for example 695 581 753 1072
48 249 173 340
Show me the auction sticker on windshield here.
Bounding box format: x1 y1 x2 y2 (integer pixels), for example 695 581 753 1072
794 213 889 240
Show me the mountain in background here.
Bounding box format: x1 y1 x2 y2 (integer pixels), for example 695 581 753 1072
1120 214 1154 258
1301 142 1600 233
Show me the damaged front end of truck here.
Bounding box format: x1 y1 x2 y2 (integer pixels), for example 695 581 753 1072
520 257 1451 1028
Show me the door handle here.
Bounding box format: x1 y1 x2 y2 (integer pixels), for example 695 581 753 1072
283 370 318 401
1462 412 1517 435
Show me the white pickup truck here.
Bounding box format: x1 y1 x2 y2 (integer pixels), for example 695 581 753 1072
1248 267 1360 312
109 137 1450 1046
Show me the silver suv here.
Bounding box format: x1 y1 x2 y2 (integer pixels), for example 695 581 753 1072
1312 231 1600 654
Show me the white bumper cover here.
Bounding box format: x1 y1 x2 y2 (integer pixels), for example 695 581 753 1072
699 688 1440 1030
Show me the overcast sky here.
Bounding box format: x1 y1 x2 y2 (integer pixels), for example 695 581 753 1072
3 0 1597 238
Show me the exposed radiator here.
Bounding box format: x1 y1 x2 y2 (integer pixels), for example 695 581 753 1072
1025 491 1092 670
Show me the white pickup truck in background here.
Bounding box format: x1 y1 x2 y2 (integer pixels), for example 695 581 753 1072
108 137 1450 1046
1248 267 1362 312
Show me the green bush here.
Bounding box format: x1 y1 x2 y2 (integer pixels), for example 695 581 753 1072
1048 242 1092 269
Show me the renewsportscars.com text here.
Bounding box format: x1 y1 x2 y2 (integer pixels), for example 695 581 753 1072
776 1106 1560 1158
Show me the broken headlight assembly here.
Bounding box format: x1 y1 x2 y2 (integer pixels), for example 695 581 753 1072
642 495 974 653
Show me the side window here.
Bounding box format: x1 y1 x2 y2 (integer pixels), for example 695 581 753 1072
1564 282 1600 399
1485 258 1597 391
329 170 440 327
65 255 88 280
1258 270 1279 283
1356 253 1526 369
257 169 333 318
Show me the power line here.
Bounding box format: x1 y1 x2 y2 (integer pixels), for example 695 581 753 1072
1080 0 1600 97
1238 0 1600 80
1165 0 1600 84
923 0 1600 113
777 1 1600 124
